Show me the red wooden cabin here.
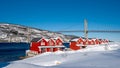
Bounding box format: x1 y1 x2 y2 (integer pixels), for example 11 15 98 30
70 38 84 50
90 39 95 45
70 41 80 50
39 38 49 53
47 38 56 52
105 39 109 43
28 37 65 56
84 39 90 45
53 37 63 52
84 39 95 45
98 39 104 44
38 37 64 53
30 37 49 53
92 39 100 45
103 39 109 43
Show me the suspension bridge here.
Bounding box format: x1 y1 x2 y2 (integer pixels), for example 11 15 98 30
55 30 120 33
54 19 120 39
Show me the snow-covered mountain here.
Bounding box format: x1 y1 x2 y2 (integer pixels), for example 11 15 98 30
0 23 79 42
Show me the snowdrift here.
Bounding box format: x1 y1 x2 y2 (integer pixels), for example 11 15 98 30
4 42 120 68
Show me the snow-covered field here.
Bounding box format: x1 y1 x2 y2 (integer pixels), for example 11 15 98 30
4 42 120 68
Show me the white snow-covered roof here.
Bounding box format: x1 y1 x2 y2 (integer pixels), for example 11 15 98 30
37 38 49 42
88 39 93 41
71 38 79 41
53 37 63 42
31 38 42 42
53 37 58 40
44 39 49 42
82 39 86 41
49 38 56 42
71 38 86 42
91 39 97 41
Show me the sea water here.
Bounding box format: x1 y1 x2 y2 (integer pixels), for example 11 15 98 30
0 43 29 62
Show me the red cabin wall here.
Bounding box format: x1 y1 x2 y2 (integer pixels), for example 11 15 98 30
83 39 95 45
77 38 84 44
91 40 95 45
88 40 95 45
84 40 90 45
47 39 55 52
56 38 63 45
53 38 63 52
83 41 86 45
53 48 58 52
30 42 40 53
39 39 49 53
99 41 102 44
39 39 48 46
105 40 109 43
70 42 80 50
95 39 99 44
46 48 51 52
88 41 91 45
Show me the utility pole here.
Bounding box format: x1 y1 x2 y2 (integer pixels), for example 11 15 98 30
9 33 12 42
84 19 88 39
9 35 11 42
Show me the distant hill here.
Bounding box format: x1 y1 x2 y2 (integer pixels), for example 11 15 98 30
0 23 79 42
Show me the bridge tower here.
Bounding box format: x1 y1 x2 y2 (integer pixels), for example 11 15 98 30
84 19 88 39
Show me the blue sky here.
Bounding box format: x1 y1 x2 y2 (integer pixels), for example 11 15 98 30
0 0 120 41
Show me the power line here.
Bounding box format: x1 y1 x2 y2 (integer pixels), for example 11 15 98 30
58 23 83 31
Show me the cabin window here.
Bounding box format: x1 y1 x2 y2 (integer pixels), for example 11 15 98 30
49 41 53 45
41 42 45 45
41 48 46 53
59 42 62 45
86 42 88 45
49 40 54 45
91 42 93 44
77 42 80 44
81 42 83 44
57 40 59 43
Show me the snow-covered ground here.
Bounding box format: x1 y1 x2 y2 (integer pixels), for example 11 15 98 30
4 42 120 68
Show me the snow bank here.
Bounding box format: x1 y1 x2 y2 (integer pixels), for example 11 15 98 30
4 42 120 68
4 62 43 68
